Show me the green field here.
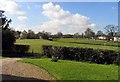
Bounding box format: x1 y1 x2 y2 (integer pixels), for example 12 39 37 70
21 58 118 80
16 38 119 53
55 38 119 46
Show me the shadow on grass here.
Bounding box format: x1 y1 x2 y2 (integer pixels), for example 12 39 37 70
1 74 54 82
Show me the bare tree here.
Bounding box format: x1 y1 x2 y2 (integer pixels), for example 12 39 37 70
104 25 115 37
104 25 116 40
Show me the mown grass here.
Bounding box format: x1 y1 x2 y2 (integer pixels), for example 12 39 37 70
21 58 118 80
16 39 119 53
55 38 119 46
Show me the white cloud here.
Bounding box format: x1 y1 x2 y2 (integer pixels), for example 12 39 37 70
0 0 25 15
14 24 31 32
17 16 28 21
34 2 96 34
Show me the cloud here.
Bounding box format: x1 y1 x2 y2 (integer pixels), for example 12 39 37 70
0 0 28 27
0 0 25 15
34 2 96 34
17 16 28 21
14 24 31 32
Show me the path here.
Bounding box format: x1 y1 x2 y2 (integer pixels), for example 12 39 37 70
0 58 55 81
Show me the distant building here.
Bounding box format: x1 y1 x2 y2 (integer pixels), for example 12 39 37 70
19 30 27 39
98 36 107 40
39 36 42 39
62 35 73 38
114 37 120 42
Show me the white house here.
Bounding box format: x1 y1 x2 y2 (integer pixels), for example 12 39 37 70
98 36 107 40
114 37 120 42
39 36 42 39
19 30 27 39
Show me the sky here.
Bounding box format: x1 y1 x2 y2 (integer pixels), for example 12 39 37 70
0 0 118 34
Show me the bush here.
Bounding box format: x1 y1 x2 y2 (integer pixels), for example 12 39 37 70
51 55 58 62
2 44 30 57
13 44 29 54
2 29 16 50
42 45 120 65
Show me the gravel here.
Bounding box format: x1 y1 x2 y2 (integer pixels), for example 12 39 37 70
0 58 55 81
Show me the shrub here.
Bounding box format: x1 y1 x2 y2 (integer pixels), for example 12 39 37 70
13 44 29 54
2 44 30 57
51 55 58 62
2 29 16 50
42 45 120 65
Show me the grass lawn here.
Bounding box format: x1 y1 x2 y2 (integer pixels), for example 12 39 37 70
21 58 118 80
16 39 119 53
55 38 119 46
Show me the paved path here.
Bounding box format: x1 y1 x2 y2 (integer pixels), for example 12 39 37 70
0 58 55 81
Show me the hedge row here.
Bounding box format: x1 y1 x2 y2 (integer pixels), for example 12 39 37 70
42 45 120 65
13 44 29 54
2 44 30 57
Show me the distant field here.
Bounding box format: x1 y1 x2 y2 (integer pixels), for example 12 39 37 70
54 38 119 46
21 58 118 80
16 38 119 53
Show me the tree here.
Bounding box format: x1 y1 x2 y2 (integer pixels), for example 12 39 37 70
81 33 84 38
84 28 95 39
104 25 116 40
104 25 116 37
96 30 104 36
27 29 36 39
73 32 80 38
43 32 51 39
0 10 16 50
36 32 43 39
56 32 63 38
115 26 120 36
36 31 51 39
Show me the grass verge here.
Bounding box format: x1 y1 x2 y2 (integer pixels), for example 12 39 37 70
21 58 118 80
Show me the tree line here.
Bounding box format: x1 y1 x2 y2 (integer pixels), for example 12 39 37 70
13 25 120 40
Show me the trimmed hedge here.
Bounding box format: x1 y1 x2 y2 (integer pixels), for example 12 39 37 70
13 44 29 54
2 44 30 57
43 45 120 65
